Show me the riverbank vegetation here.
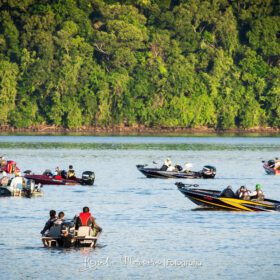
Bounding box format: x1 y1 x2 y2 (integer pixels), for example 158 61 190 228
0 0 279 130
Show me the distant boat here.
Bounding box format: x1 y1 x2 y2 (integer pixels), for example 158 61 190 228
24 170 95 186
262 159 280 175
136 164 216 179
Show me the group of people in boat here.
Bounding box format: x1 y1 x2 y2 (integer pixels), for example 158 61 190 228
220 184 265 201
160 158 192 172
41 206 102 237
44 165 76 179
0 170 41 195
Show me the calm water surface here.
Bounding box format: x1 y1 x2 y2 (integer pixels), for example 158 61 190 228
1 136 280 280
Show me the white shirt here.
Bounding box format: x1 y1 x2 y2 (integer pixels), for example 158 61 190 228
10 177 23 189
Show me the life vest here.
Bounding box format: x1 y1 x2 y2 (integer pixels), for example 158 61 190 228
6 161 16 174
256 190 264 200
79 212 93 226
67 169 75 178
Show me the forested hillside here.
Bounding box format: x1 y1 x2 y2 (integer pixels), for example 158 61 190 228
0 0 279 129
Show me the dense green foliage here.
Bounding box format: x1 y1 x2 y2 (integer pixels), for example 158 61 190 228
0 0 279 129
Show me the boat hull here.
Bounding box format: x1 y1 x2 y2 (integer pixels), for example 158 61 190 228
42 235 99 248
24 171 95 186
0 187 43 197
136 165 215 179
177 184 280 212
25 174 79 185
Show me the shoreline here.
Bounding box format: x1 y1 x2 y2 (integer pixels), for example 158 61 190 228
0 125 280 136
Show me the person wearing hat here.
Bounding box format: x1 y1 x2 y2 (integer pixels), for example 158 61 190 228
250 184 265 201
67 165 76 179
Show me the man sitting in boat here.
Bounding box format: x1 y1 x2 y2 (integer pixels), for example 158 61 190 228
54 211 65 225
54 167 63 180
75 206 102 236
220 186 236 198
183 163 193 173
250 184 265 201
160 158 174 171
0 171 9 186
41 210 57 236
67 165 76 179
236 186 250 200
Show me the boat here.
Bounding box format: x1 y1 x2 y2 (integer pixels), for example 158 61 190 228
24 169 95 186
42 221 100 248
176 182 280 212
0 179 43 198
136 164 216 179
262 159 280 175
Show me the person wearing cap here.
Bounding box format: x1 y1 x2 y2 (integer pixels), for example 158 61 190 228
250 184 265 201
67 165 76 179
75 206 102 236
0 171 9 186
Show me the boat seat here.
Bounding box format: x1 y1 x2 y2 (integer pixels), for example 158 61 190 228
42 237 59 247
76 226 92 237
48 225 62 238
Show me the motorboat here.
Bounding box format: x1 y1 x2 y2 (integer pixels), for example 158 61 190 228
0 179 43 198
136 164 216 179
262 159 280 175
42 221 100 248
176 182 280 212
24 170 95 186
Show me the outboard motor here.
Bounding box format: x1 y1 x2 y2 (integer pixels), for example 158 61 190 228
23 179 38 197
61 220 76 248
202 165 216 178
81 171 95 186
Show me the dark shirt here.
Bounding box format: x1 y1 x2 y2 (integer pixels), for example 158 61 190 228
41 218 57 235
220 188 236 198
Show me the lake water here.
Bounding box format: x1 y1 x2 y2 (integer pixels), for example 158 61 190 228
1 136 280 279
